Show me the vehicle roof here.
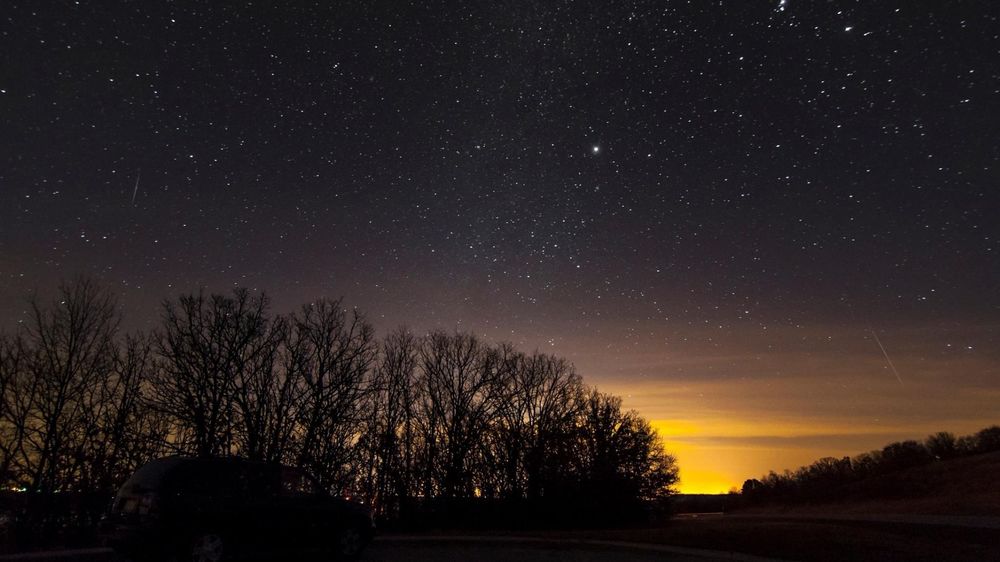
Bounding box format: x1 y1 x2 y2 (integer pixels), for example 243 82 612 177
120 456 284 492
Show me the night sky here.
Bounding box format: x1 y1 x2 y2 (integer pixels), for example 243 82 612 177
2 1 998 492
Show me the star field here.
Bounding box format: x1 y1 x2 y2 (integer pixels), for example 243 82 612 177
1 1 998 491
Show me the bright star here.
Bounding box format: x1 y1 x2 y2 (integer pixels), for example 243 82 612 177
592 146 600 154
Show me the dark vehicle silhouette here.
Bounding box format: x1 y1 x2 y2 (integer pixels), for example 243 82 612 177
101 456 374 561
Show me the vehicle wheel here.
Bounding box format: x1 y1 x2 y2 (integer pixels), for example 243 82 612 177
333 526 365 560
187 531 226 562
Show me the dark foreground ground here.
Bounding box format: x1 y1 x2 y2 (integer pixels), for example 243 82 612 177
2 515 998 562
0 536 776 562
364 537 770 562
515 514 1000 562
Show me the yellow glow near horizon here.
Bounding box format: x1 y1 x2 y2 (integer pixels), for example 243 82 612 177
648 415 1000 494
661 436 831 494
579 324 1000 496
659 436 739 493
657 436 853 493
652 417 909 494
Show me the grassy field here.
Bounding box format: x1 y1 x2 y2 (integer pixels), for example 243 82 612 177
609 450 1000 561
433 452 1000 561
541 516 1000 562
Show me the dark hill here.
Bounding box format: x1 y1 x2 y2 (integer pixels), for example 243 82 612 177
735 450 1000 516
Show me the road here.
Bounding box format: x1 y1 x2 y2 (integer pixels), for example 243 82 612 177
4 513 996 562
0 537 784 562
365 536 783 561
4 514 998 562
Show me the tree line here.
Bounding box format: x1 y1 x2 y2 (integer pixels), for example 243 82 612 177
739 425 1000 504
0 279 678 541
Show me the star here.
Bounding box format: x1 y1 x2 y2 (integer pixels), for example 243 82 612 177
592 146 600 154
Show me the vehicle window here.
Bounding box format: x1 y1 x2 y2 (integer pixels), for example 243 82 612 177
238 464 279 495
167 460 240 496
279 467 323 495
121 457 185 491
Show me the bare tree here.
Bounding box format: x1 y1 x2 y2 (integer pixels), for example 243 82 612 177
151 289 271 457
1 280 685 532
288 299 376 491
574 390 678 503
492 351 583 499
925 431 958 460
14 279 120 494
230 315 296 463
416 332 509 499
360 327 419 516
76 334 169 496
0 333 30 488
0 279 154 539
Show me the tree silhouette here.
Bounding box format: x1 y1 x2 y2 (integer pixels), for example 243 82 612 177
77 334 168 498
21 279 120 495
739 427 1000 507
925 431 958 460
973 426 1000 453
0 280 685 539
287 299 377 491
361 327 419 517
415 332 506 499
573 390 679 505
0 280 168 539
492 351 582 500
151 290 270 457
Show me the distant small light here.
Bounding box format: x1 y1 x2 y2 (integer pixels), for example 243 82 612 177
592 146 600 153
844 26 853 32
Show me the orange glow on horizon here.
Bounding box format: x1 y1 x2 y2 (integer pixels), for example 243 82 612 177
583 330 1000 496
647 415 1000 495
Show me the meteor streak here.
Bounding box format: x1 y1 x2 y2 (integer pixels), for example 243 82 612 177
131 170 141 205
870 328 903 385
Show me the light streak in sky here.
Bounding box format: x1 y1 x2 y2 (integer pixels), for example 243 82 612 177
131 170 141 205
870 328 903 385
